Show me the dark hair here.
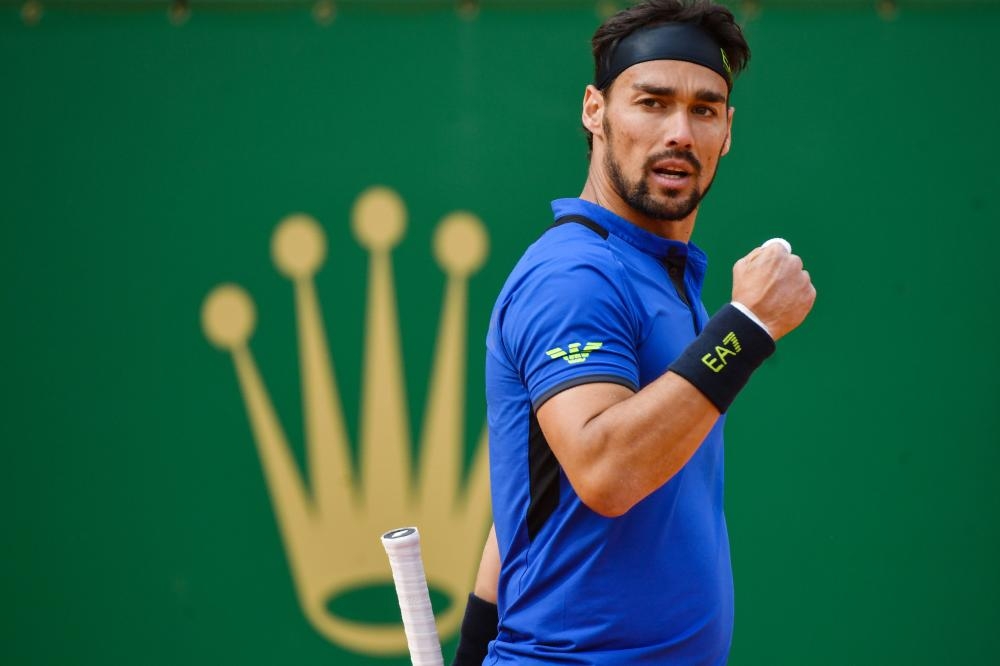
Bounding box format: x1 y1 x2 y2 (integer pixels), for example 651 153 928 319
585 0 751 152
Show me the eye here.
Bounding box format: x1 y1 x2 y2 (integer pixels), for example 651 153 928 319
692 105 718 117
638 97 663 108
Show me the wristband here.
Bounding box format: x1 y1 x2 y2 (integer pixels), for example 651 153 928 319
668 304 776 412
451 593 498 666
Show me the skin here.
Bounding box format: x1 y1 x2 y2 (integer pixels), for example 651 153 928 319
472 525 500 603
582 59 734 241
472 58 816 605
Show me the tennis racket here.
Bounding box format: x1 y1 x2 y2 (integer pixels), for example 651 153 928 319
381 527 444 666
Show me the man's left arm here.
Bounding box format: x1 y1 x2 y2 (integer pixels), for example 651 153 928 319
452 525 500 666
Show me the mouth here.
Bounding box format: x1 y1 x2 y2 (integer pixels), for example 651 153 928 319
653 167 691 178
649 155 699 183
650 163 694 188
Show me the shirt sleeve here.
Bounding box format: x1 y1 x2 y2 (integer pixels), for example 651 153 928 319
497 248 640 411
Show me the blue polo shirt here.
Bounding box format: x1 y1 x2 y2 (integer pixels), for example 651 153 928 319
484 198 732 664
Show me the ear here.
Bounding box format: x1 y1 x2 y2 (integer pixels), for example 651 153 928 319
582 85 606 138
721 106 734 156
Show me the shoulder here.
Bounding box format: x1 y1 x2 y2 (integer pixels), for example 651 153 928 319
491 225 630 335
489 225 639 355
509 223 622 290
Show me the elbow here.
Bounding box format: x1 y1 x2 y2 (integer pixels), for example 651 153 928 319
580 492 633 518
589 501 631 519
572 475 637 518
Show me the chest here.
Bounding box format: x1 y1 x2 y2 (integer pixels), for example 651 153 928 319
624 253 709 387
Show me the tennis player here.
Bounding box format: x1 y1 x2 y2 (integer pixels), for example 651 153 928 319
453 0 816 663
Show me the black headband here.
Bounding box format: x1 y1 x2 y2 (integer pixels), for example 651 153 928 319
595 22 732 90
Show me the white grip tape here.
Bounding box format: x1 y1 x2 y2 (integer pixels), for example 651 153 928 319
381 527 444 666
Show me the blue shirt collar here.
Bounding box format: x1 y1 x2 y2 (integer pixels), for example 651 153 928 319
551 198 708 271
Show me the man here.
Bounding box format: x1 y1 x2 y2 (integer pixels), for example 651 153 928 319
453 0 816 663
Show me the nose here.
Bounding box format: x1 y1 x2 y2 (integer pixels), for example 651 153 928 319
662 109 694 150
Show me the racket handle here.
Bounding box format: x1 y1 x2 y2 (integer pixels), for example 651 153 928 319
381 527 444 666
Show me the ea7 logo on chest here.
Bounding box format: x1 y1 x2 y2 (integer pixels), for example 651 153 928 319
701 332 741 373
546 341 603 365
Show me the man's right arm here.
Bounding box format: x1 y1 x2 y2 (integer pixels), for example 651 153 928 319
538 242 815 517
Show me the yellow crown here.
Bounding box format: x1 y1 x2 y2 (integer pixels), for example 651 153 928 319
200 186 492 655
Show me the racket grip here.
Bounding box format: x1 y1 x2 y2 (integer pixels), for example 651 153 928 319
381 527 444 666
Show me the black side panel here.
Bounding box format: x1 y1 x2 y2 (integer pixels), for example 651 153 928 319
527 411 561 540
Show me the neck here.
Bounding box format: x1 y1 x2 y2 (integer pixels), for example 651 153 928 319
579 171 697 243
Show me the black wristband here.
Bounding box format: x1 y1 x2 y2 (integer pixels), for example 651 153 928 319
451 593 498 666
667 304 776 413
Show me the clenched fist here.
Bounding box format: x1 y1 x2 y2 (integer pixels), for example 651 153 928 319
731 241 816 341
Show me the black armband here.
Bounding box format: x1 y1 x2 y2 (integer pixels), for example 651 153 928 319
451 593 498 666
668 304 776 413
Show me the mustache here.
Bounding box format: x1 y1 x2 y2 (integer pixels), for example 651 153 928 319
645 149 702 175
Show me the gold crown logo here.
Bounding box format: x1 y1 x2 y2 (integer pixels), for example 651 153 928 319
200 186 492 655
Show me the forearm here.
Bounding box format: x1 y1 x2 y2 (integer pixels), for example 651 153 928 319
452 525 500 666
472 525 499 603
540 372 720 517
536 238 816 519
593 371 721 494
539 303 781 517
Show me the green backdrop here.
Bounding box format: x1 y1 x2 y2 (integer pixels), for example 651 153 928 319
3 1 998 664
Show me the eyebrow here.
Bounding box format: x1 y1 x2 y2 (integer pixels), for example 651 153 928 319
632 83 727 104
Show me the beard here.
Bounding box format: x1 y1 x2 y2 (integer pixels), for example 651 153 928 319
602 119 716 223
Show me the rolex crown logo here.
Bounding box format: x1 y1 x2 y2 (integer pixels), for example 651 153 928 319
200 187 492 655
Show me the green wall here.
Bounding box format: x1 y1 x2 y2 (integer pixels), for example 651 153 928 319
2 1 998 664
